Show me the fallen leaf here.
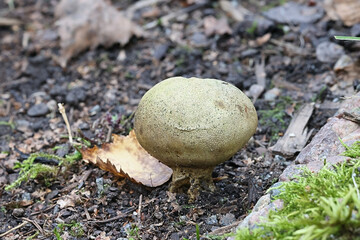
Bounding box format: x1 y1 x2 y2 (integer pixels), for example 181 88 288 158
256 33 271 46
219 0 250 22
55 0 146 67
95 232 111 240
324 0 360 26
80 130 172 187
57 190 81 209
203 16 232 36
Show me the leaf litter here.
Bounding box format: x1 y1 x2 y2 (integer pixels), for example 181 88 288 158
80 130 172 187
55 0 146 67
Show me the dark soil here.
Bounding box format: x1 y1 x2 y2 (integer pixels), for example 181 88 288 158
0 0 357 239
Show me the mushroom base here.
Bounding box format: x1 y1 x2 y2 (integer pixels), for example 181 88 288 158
169 166 216 202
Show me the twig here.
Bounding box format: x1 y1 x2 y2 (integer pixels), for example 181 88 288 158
209 220 241 235
0 221 28 238
106 126 113 143
58 103 82 146
138 194 143 225
0 17 21 26
0 78 29 88
58 103 73 144
22 217 45 236
88 207 136 224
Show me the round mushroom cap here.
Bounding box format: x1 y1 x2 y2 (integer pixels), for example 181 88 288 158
134 77 258 168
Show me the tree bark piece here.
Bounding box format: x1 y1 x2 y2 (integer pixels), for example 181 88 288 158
270 103 315 158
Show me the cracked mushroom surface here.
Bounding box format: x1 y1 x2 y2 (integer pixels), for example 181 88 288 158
134 77 258 201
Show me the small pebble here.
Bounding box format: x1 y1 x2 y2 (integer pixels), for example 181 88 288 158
96 177 104 196
12 208 25 217
154 211 163 219
219 213 236 226
66 87 86 104
205 215 218 225
90 105 101 116
27 103 49 117
153 44 169 60
316 42 344 63
269 182 285 200
78 122 90 130
264 88 281 101
22 192 31 201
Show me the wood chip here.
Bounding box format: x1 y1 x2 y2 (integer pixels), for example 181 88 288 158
270 103 315 158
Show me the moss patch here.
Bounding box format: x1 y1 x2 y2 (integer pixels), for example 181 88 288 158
5 151 82 191
235 140 360 240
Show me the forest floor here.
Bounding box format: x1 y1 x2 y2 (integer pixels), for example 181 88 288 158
0 0 359 239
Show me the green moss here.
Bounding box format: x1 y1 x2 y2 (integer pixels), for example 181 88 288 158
5 151 82 191
54 221 84 238
235 140 360 239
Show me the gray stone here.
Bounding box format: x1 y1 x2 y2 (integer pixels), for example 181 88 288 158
96 177 104 196
316 42 344 63
253 194 271 212
66 87 86 104
12 208 25 217
263 2 324 25
269 182 285 200
279 164 305 182
219 213 236 226
206 215 218 225
153 44 169 60
264 88 281 101
27 103 49 117
89 105 101 116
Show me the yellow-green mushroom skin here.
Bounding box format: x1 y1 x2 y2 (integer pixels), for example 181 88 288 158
134 77 257 201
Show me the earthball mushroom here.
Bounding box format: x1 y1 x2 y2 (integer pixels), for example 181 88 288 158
134 77 258 201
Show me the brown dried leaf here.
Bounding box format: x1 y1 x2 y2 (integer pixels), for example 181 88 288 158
324 0 360 26
203 16 232 36
80 131 172 187
55 0 146 67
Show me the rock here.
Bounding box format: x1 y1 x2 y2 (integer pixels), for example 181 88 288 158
206 215 218 225
264 88 281 101
27 103 49 117
66 87 86 105
96 177 104 196
334 55 354 71
89 105 101 116
154 211 163 219
56 143 70 157
263 2 324 25
190 32 210 47
219 213 236 226
279 164 305 182
351 23 360 37
153 43 169 60
12 208 25 217
316 42 344 63
78 122 90 130
22 192 31 201
240 49 258 58
252 194 271 212
269 182 285 200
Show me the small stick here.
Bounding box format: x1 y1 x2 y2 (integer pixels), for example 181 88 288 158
87 207 136 224
22 217 44 236
138 194 143 224
58 103 73 144
0 221 28 238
